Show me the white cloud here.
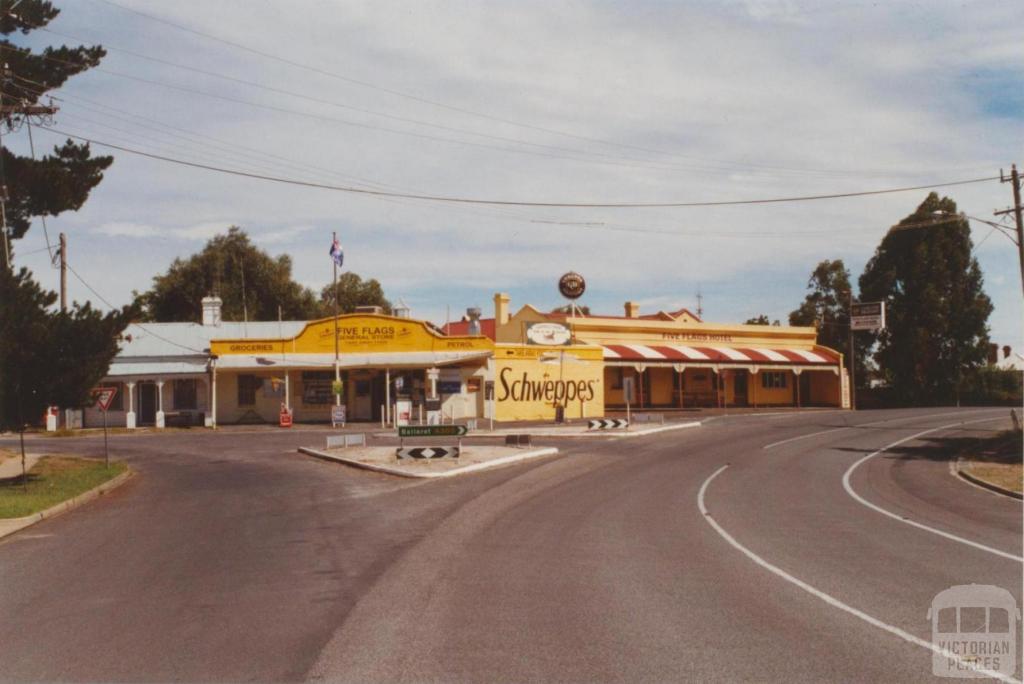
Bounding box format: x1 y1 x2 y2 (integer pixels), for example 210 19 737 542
26 0 1021 347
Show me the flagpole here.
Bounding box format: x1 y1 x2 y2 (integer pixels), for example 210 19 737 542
333 231 340 407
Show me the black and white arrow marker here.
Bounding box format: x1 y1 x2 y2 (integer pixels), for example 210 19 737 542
396 447 461 459
588 419 629 430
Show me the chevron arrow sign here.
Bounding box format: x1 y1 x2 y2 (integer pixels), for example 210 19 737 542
588 419 629 430
396 446 461 459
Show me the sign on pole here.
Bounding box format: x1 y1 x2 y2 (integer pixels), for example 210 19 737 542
398 425 468 438
851 301 886 331
92 386 118 411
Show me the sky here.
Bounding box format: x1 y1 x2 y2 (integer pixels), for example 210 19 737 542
8 0 1024 349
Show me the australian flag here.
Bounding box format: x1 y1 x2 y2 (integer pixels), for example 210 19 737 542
329 237 344 268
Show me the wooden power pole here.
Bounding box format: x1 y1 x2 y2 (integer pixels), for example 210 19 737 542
996 164 1024 298
59 232 67 312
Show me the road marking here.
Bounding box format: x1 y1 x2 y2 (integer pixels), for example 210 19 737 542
698 465 1021 684
842 416 1022 563
762 408 1005 450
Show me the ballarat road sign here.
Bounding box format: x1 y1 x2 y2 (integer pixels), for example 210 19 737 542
398 425 468 438
851 301 886 331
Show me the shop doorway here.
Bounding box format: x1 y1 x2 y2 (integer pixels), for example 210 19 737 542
139 382 157 425
733 371 749 407
352 374 374 421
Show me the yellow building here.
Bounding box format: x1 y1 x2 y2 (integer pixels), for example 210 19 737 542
492 293 847 412
209 312 493 425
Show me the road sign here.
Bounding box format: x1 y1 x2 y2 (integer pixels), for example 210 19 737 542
851 301 886 331
396 446 460 459
588 418 629 430
92 386 118 411
398 425 468 438
331 404 346 427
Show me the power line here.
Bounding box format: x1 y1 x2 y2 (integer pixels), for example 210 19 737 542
35 125 1001 209
66 261 206 354
86 0 986 180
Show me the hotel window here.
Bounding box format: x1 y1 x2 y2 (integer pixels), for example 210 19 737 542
173 379 198 410
238 375 261 406
761 371 788 389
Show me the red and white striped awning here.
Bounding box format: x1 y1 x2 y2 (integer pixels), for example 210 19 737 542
602 344 838 365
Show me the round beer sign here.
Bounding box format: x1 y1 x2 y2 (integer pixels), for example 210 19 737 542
558 271 586 299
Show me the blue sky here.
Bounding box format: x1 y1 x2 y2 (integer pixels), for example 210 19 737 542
8 0 1023 348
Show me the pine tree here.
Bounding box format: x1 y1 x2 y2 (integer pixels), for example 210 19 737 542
1 0 112 265
859 193 992 404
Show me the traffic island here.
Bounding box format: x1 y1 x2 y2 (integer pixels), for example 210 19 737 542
0 452 132 539
299 444 559 478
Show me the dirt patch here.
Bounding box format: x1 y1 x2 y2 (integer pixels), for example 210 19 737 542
961 429 1023 494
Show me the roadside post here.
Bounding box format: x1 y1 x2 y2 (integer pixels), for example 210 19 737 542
849 300 887 411
91 386 118 468
623 375 634 430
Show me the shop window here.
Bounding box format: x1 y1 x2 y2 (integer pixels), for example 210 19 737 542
761 372 788 389
238 375 262 406
173 379 198 410
608 367 623 389
301 371 334 405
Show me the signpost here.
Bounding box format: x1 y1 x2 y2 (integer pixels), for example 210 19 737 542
91 386 118 468
851 301 886 331
331 404 346 428
622 375 635 428
398 425 468 438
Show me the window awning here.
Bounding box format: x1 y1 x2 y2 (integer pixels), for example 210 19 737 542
601 344 838 366
211 350 492 370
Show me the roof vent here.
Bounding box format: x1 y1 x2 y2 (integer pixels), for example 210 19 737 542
466 307 482 336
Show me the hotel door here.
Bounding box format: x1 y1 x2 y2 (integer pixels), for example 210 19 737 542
139 382 157 425
733 371 749 407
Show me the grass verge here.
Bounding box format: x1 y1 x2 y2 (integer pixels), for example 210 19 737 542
0 456 128 519
962 429 1023 494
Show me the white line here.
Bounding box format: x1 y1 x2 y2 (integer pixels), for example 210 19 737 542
762 408 1006 450
697 465 1021 684
762 426 852 450
842 417 1022 563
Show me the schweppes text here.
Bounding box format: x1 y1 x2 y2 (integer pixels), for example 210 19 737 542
498 367 598 403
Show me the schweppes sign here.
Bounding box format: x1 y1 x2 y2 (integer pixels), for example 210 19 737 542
498 367 599 403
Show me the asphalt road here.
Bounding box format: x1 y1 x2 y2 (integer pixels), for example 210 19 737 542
0 408 1020 682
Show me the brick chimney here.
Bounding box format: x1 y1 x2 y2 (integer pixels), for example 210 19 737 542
624 301 640 318
494 292 511 325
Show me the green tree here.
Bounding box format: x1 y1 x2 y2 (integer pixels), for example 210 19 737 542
859 193 992 404
137 227 322 322
1 1 113 266
318 272 392 316
0 267 133 430
788 259 870 381
744 315 780 326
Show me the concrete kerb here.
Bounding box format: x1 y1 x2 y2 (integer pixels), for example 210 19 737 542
371 420 703 440
0 467 134 540
953 457 1023 501
299 446 559 479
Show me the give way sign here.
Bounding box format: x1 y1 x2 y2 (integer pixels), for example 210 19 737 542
92 386 118 411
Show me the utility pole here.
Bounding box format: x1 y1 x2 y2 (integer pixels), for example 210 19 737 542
848 291 857 411
59 232 67 312
996 164 1024 298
